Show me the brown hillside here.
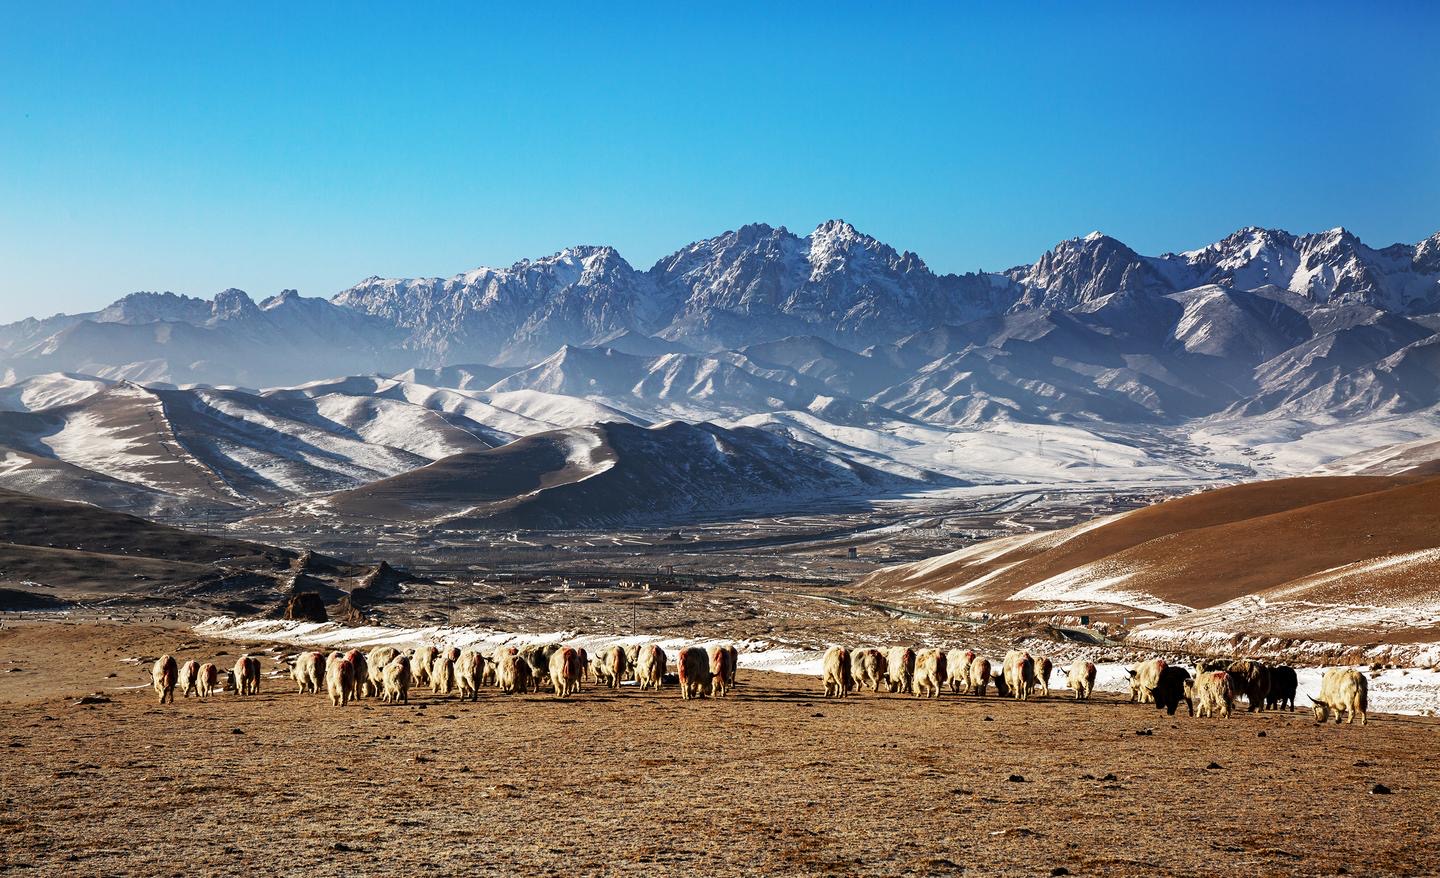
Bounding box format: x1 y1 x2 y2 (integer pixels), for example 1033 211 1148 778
0 488 288 566
0 488 361 605
856 475 1440 641
860 475 1419 601
1049 475 1440 609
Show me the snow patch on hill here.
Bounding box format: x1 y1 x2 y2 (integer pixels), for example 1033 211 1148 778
0 373 113 412
1007 563 1192 616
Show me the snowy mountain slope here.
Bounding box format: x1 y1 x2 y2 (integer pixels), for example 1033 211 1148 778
738 335 904 398
1167 227 1440 312
484 344 828 419
0 220 1437 525
0 289 409 387
263 376 647 440
650 220 1013 350
0 360 1426 524
1010 226 1440 314
1314 435 1440 476
0 373 116 413
3 221 1437 430
0 444 210 518
0 384 244 502
0 379 503 512
304 420 945 529
334 246 671 366
390 364 517 390
1007 232 1175 309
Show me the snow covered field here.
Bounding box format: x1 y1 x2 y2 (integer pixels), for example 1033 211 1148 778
197 617 1440 716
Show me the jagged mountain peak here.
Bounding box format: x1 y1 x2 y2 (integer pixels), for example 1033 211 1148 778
95 291 213 325
452 244 636 287
4 220 1439 403
211 288 260 320
810 218 868 244
1007 230 1171 308
1413 231 1440 273
806 219 927 276
260 289 302 309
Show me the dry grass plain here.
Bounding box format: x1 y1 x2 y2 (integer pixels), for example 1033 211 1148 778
2 622 1438 877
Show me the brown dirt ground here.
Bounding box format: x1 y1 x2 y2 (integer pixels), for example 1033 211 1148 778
2 622 1438 877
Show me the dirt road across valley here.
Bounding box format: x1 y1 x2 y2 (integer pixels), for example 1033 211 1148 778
2 622 1437 877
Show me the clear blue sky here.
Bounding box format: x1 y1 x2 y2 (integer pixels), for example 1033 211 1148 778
2 3 1437 322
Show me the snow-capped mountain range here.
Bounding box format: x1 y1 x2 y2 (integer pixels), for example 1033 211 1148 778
5 220 1438 379
1 220 1438 526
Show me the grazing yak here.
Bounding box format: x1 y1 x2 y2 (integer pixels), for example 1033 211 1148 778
822 646 853 698
342 650 368 700
1127 659 1167 704
197 662 220 698
623 644 642 681
677 646 712 700
293 651 326 694
852 648 889 694
913 649 946 699
596 645 630 690
430 654 456 696
326 656 356 707
410 645 438 688
1266 665 1298 711
1186 670 1235 719
709 645 736 697
1034 656 1054 697
382 655 413 704
497 649 531 695
1003 651 1037 701
1310 668 1368 726
886 647 916 694
366 647 400 697
968 658 993 697
152 655 179 704
1067 660 1096 701
233 656 262 696
456 649 485 701
946 649 975 695
177 660 201 698
1153 666 1193 716
1227 660 1271 712
520 644 562 694
635 644 667 691
549 647 583 698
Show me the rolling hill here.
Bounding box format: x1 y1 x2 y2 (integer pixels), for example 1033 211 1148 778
856 474 1440 663
0 488 372 612
307 420 953 529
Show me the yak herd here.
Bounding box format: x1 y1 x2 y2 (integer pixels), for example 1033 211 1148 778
1123 655 1367 725
822 647 1368 725
147 641 1372 726
148 642 734 707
